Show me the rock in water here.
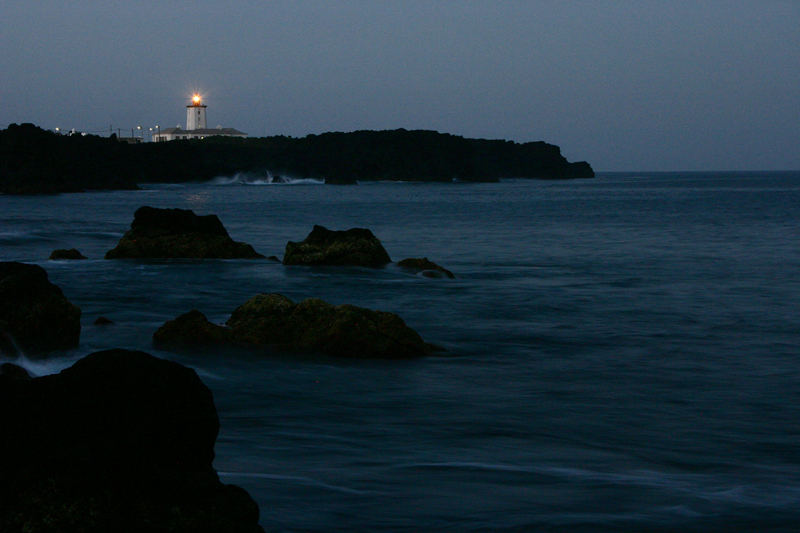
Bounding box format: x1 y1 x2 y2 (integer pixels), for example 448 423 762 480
0 262 81 357
226 294 432 358
153 310 231 350
0 349 263 533
49 248 87 260
105 206 264 259
283 225 391 267
397 257 455 278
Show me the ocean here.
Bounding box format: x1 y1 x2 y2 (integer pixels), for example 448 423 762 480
2 171 799 531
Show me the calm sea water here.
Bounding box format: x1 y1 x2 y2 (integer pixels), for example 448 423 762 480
2 171 799 531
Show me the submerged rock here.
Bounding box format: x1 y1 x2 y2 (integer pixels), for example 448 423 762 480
397 257 455 279
153 310 231 350
49 248 87 260
105 206 264 259
94 316 114 326
226 294 432 358
0 262 81 357
283 225 391 267
0 349 263 533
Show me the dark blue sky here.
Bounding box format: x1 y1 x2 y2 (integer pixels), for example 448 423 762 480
2 1 798 171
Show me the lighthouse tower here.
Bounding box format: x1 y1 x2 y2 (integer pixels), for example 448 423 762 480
186 94 207 130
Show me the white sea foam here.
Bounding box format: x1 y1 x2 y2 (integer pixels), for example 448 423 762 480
2 352 79 377
218 471 369 494
210 172 324 186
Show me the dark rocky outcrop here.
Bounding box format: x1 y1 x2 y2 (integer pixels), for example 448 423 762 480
105 206 264 259
0 362 30 380
94 316 114 326
0 123 141 194
155 294 434 359
227 294 432 358
1 124 593 195
49 248 87 260
0 349 263 533
283 225 391 267
0 262 81 357
153 310 231 350
398 257 455 279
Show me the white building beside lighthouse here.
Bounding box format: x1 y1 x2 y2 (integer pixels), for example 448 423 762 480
152 94 247 142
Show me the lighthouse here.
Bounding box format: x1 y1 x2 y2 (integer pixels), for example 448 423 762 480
186 94 207 130
152 93 247 142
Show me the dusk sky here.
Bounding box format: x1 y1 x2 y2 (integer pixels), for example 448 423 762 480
2 1 798 171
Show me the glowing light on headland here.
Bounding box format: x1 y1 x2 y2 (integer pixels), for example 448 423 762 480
192 94 202 105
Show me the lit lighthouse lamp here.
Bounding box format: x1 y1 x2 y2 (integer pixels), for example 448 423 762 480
186 93 207 130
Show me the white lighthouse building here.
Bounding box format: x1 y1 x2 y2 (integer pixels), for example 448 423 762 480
152 94 247 142
186 94 207 130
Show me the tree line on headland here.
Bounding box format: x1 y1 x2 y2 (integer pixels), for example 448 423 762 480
0 123 593 194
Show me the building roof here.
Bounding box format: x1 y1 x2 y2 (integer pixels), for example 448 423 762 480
156 127 247 136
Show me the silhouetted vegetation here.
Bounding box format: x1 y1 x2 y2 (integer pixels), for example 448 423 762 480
1 123 593 194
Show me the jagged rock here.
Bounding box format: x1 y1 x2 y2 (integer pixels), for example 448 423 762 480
226 294 432 358
0 349 263 533
0 362 30 380
0 262 81 357
49 248 87 260
94 316 114 326
565 161 594 179
105 206 264 259
397 257 455 279
283 225 391 267
153 310 231 350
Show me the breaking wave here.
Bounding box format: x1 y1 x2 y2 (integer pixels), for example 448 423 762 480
209 172 324 186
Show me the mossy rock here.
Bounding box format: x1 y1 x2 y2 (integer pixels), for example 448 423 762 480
154 293 439 359
226 294 431 358
283 225 391 267
105 206 263 259
152 310 231 350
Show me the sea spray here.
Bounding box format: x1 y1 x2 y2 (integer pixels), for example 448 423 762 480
5 353 82 377
1 330 80 377
210 172 324 186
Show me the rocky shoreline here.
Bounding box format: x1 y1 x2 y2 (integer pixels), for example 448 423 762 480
1 123 594 194
0 208 456 529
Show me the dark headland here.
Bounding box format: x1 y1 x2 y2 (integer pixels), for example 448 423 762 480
1 123 593 194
